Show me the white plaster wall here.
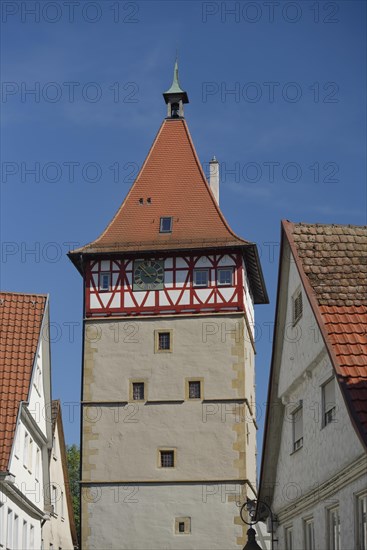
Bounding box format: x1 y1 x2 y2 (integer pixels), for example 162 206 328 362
82 402 240 482
272 351 365 511
0 487 42 549
84 315 247 402
274 472 367 550
82 313 258 548
277 258 324 398
28 343 47 438
82 483 244 550
42 422 75 550
8 420 44 510
273 255 365 513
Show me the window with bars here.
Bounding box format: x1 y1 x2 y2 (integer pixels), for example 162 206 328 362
217 268 233 286
292 405 303 452
357 493 367 550
160 450 175 468
132 382 145 401
156 331 172 352
292 288 303 325
188 381 201 399
193 269 209 287
322 378 336 427
328 506 341 550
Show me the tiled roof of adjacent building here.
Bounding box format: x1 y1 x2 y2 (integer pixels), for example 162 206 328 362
0 291 47 471
284 221 367 447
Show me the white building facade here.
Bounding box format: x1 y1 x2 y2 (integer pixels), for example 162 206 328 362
258 222 367 550
0 293 78 550
0 293 52 550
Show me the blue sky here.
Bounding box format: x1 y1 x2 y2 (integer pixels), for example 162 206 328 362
1 1 366 466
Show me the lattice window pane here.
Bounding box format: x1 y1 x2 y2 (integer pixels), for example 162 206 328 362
189 381 201 399
218 268 233 285
132 383 144 400
194 269 209 286
158 332 170 350
160 451 174 467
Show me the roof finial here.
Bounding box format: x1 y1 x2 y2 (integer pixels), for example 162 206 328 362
163 56 189 118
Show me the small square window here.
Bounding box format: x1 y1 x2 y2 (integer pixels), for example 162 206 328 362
160 450 174 468
160 217 173 233
155 330 172 352
188 381 201 399
292 288 303 325
217 268 233 286
175 517 191 535
132 382 145 401
193 269 209 287
100 272 111 291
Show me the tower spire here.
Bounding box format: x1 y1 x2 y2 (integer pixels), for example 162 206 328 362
163 57 189 118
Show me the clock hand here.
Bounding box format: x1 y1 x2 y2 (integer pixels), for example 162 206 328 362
140 265 155 279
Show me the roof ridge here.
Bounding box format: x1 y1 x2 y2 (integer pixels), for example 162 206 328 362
0 291 48 298
284 219 367 230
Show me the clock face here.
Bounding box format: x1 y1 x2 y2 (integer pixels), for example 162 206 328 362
133 260 164 291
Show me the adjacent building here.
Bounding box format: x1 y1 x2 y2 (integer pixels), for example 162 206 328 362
42 400 78 550
258 221 367 550
69 62 268 549
0 292 77 550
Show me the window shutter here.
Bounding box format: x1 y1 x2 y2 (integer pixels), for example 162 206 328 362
324 379 335 411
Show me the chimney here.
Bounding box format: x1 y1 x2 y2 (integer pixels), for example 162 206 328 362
209 156 220 204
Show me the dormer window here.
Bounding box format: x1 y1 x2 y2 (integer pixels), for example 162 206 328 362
160 217 173 233
100 272 111 291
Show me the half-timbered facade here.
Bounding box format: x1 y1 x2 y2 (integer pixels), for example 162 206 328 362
69 61 268 549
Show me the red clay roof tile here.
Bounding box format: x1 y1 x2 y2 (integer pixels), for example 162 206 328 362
0 292 47 471
70 119 248 254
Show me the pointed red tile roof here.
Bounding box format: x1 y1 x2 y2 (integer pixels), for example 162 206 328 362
71 119 248 254
0 291 47 471
284 221 367 447
69 118 268 303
